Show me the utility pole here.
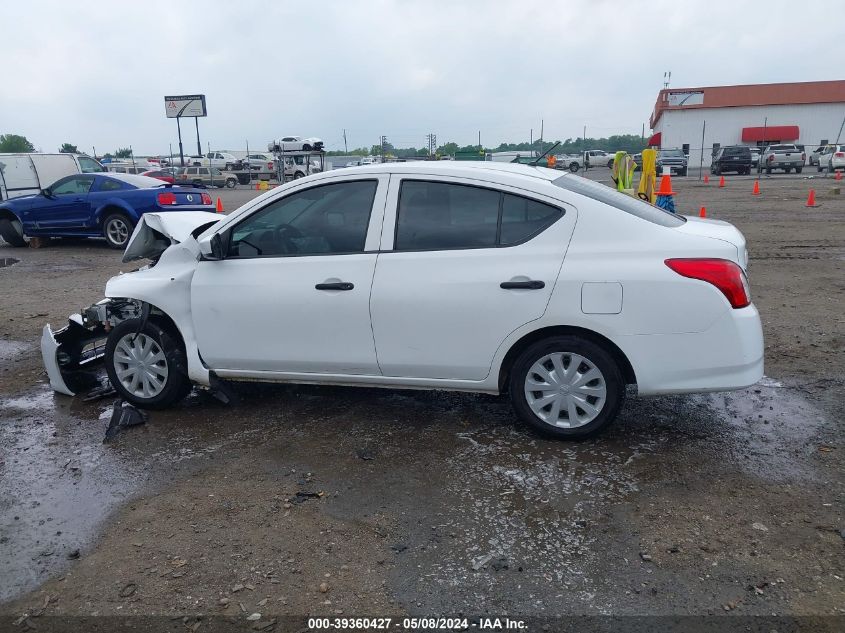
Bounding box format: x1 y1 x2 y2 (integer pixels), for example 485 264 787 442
381 135 387 162
343 129 348 153
478 130 481 148
530 128 533 147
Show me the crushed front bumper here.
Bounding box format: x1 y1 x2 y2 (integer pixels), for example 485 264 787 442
40 314 108 396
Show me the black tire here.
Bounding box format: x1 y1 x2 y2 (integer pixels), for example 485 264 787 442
680 168 688 176
0 217 26 247
817 165 823 172
569 162 579 173
509 335 625 440
226 178 237 188
294 171 305 179
224 163 233 171
102 212 134 249
784 167 792 174
192 179 203 187
606 160 614 169
713 164 721 176
105 318 191 409
766 167 772 175
302 144 312 151
795 167 802 174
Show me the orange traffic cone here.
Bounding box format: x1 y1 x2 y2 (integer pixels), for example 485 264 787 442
718 175 725 188
703 174 710 184
216 197 224 213
805 189 818 207
655 174 675 196
752 180 761 196
835 170 843 181
699 206 706 218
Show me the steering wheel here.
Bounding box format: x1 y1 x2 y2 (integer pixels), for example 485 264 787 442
274 223 303 254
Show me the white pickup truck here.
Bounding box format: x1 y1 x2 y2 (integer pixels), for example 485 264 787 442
192 152 239 170
759 144 805 174
584 149 615 169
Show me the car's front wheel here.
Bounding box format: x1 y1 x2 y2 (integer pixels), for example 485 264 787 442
569 162 580 173
103 213 134 249
509 336 625 440
226 178 237 188
105 318 191 409
0 217 26 247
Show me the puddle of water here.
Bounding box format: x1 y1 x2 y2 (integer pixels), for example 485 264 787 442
0 340 31 364
0 257 19 268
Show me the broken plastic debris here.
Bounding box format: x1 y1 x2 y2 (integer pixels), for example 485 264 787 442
103 400 148 443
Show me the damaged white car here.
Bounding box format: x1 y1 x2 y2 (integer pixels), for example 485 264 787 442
42 162 764 439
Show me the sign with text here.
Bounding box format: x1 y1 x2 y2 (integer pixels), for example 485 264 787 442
164 95 207 118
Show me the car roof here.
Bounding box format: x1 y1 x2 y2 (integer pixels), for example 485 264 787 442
321 160 561 184
103 173 167 188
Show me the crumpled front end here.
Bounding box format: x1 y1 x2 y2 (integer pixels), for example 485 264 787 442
41 299 143 396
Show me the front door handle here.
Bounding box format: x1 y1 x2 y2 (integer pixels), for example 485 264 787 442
500 280 545 290
315 282 354 291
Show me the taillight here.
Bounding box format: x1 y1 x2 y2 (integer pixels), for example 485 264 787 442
157 191 177 205
267 162 273 170
835 152 845 158
767 155 774 162
665 258 750 309
801 153 806 161
201 193 212 205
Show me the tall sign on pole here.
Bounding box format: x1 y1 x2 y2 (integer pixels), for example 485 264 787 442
164 95 207 167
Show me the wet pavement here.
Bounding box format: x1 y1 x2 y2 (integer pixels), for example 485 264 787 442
2 375 841 614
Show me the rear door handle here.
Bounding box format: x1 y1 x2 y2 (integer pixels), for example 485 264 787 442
315 282 354 291
500 280 545 290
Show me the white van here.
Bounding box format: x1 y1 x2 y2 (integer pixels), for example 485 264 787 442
0 153 104 201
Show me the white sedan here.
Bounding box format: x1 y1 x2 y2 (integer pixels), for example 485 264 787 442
268 136 324 152
42 162 763 439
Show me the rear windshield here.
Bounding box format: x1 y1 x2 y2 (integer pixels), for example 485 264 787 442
724 147 750 156
769 145 796 152
553 175 685 227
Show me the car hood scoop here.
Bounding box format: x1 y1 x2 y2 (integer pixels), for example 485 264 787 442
122 211 222 262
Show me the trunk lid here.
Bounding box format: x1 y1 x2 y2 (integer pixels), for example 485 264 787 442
676 216 749 269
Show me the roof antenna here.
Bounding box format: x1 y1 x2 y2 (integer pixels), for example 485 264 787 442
531 141 561 166
663 71 671 89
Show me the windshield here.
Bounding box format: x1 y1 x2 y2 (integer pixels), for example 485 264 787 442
659 149 685 157
553 175 685 227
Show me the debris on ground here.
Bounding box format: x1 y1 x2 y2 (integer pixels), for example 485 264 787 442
103 400 148 443
472 553 493 570
82 380 116 402
289 491 323 504
118 583 137 598
356 447 376 461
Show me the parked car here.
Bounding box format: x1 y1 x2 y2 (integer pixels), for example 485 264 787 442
0 173 214 249
243 153 276 171
555 154 585 173
656 148 689 176
748 146 762 167
584 150 614 169
808 146 825 167
175 167 238 188
142 169 176 184
817 144 845 173
194 152 239 170
759 145 804 174
0 153 104 201
268 136 324 152
41 162 763 440
710 146 753 175
106 162 150 175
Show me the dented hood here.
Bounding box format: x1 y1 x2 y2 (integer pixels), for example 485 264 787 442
122 211 223 262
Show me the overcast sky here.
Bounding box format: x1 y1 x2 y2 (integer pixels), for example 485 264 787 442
2 0 841 155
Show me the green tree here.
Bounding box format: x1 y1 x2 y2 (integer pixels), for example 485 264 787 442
113 147 133 159
59 143 79 154
0 134 35 152
436 142 459 156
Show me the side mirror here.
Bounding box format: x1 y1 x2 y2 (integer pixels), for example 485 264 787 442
41 188 53 198
198 231 227 260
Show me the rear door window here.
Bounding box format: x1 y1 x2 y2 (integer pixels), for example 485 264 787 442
394 180 563 251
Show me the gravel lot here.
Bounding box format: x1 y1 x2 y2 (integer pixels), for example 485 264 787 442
1 169 843 627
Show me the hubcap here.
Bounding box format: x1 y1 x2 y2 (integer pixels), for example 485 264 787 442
524 352 607 428
107 218 129 245
113 333 169 399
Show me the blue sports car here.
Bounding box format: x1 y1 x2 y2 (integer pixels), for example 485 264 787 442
0 173 216 249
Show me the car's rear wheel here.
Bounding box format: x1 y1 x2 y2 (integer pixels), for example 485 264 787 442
0 217 26 247
569 162 579 173
303 144 312 151
226 178 237 188
103 212 133 249
509 336 625 440
294 171 305 179
105 318 191 409
795 166 802 174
